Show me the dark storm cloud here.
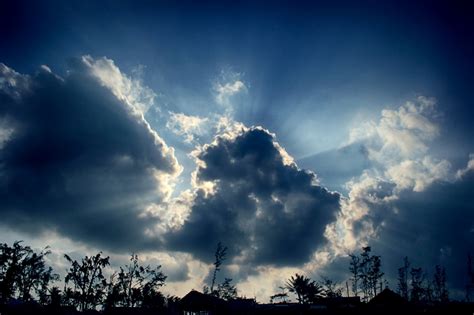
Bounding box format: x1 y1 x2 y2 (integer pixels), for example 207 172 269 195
167 127 341 266
370 170 474 294
0 60 180 251
320 166 474 298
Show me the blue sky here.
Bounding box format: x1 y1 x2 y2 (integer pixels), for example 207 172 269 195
3 1 473 157
0 0 473 301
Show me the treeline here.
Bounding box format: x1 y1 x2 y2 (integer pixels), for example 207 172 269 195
1 241 474 313
0 241 175 312
349 247 454 303
270 246 463 305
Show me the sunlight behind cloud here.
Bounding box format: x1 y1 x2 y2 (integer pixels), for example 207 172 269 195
83 55 157 115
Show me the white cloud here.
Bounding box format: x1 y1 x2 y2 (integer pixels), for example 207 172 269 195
212 70 247 115
456 153 474 179
349 96 440 162
141 189 194 237
325 97 452 254
324 172 394 254
235 266 300 302
214 80 246 107
166 112 209 143
0 63 31 101
82 55 156 115
385 156 451 192
0 121 14 149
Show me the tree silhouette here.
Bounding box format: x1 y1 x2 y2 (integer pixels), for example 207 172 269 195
321 277 343 298
369 254 384 297
350 247 384 301
105 273 122 309
0 239 467 312
410 267 424 303
41 286 62 307
107 254 167 308
270 287 289 303
359 247 372 301
0 241 58 303
209 242 227 294
216 277 238 301
349 253 360 297
64 252 110 311
286 273 323 304
397 256 410 300
433 265 448 302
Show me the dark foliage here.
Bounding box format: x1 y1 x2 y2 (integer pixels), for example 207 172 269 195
0 241 58 303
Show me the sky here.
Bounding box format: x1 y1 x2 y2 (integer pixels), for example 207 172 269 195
0 0 473 302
